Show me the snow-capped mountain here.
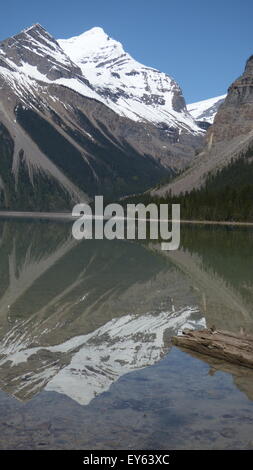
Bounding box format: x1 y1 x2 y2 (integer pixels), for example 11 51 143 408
58 27 201 134
0 24 168 208
187 94 226 124
0 23 204 210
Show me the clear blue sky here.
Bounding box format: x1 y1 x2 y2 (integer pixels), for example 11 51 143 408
0 0 253 103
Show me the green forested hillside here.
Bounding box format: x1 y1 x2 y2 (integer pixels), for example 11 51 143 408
126 150 253 222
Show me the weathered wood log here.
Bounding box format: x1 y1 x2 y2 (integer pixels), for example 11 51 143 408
172 328 253 369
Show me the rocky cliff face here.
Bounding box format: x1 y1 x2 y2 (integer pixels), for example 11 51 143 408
208 56 253 143
153 55 253 196
0 24 203 209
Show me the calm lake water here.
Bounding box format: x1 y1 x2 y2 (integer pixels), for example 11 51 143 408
0 220 253 449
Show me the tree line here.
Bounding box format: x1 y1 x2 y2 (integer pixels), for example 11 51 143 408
124 149 253 222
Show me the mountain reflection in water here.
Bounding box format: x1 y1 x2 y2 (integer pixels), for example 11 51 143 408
0 221 253 409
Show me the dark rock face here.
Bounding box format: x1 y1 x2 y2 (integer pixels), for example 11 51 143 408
0 24 92 86
207 55 253 144
0 122 73 211
172 85 187 112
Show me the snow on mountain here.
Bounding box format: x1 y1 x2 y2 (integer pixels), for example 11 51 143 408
45 308 205 405
0 24 101 104
58 27 201 133
0 306 205 405
187 94 227 124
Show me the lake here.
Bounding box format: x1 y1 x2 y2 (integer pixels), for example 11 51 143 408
0 219 253 449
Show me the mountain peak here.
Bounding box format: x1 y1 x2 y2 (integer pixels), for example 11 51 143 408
22 23 46 34
58 26 124 64
82 26 108 37
61 26 111 41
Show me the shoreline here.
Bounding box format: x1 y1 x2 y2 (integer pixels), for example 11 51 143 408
0 211 74 221
0 211 253 226
177 219 253 227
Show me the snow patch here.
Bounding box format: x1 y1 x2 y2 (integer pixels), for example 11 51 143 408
187 94 226 124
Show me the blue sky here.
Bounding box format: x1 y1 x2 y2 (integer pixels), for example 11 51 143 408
1 0 253 103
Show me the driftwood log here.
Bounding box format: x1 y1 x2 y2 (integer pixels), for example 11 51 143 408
172 328 253 369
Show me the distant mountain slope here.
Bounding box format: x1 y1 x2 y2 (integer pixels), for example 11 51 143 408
0 24 204 210
187 94 226 124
